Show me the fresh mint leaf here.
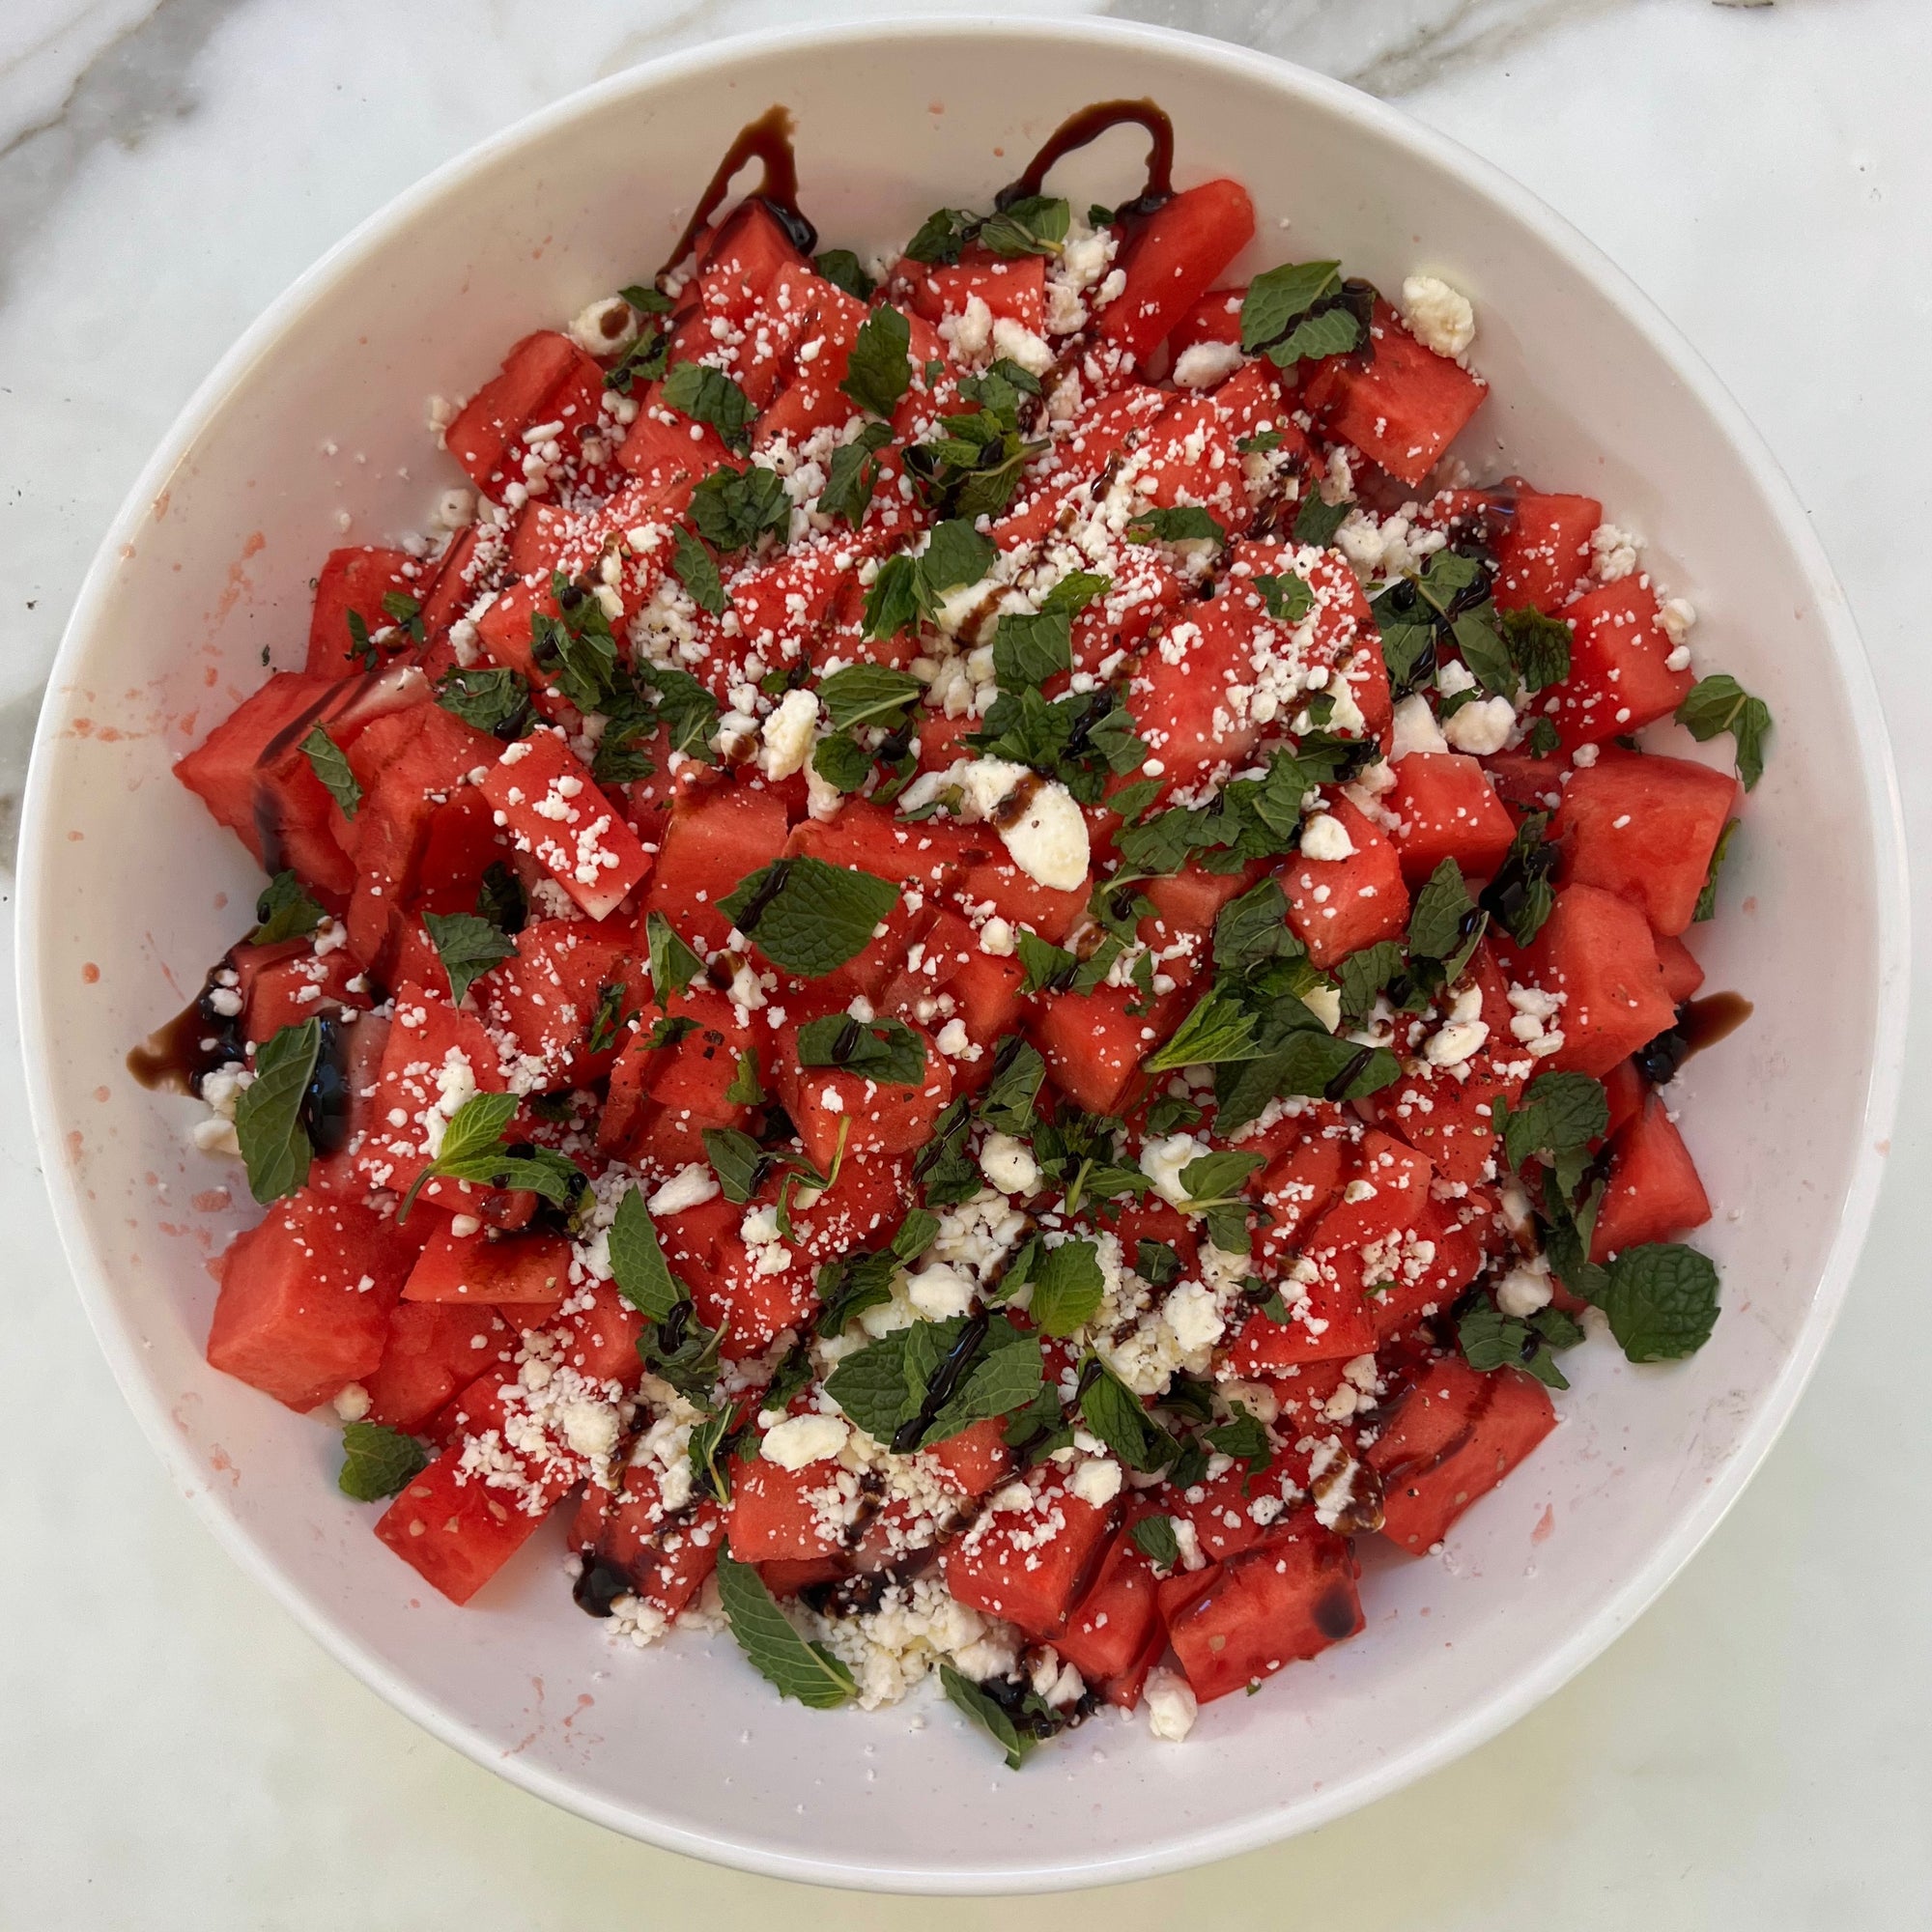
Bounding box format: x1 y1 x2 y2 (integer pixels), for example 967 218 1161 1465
1207 1401 1271 1468
1131 1514 1179 1570
422 910 517 1007
396 1091 582 1220
817 663 923 729
1694 818 1739 923
1078 1356 1178 1473
529 578 621 710
1496 1069 1609 1173
724 1047 765 1107
1453 606 1518 699
337 1421 427 1501
689 464 791 553
688 1406 747 1506
817 422 894 526
992 608 1073 692
1479 810 1559 947
585 980 630 1056
814 249 875 299
905 206 977 267
1500 606 1574 691
380 589 425 641
670 527 726 615
715 1548 857 1708
300 724 360 820
1599 1242 1719 1360
345 609 377 670
607 1185 690 1321
1144 989 1261 1071
1293 491 1350 548
1022 1238 1104 1338
701 1126 770 1206
1675 674 1771 791
811 733 872 793
1267 304 1360 368
1336 940 1403 1023
1255 573 1315 625
233 1018 321 1204
979 1037 1046 1135
978 194 1070 259
718 857 899 977
1015 929 1078 995
437 665 532 737
644 909 704 1009
1039 570 1109 616
249 870 324 945
1210 878 1302 975
1458 1300 1570 1390
940 1664 1036 1770
862 553 923 641
795 1012 927 1085
1406 857 1479 963
839 302 914 418
661 359 754 454
1125 505 1226 546
922 519 997 595
1240 260 1343 353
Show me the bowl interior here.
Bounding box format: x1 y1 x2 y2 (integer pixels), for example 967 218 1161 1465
19 18 1903 1892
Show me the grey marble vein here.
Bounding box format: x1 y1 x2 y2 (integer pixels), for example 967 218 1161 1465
0 0 236 290
1105 0 1653 95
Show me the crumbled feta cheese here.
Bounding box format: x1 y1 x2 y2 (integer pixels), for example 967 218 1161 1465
1067 1456 1123 1508
1300 811 1355 862
762 1412 851 1470
1390 693 1449 760
980 1132 1041 1197
1145 1667 1199 1742
569 295 639 357
1442 694 1515 754
1591 523 1642 582
1400 273 1476 357
906 1263 977 1321
648 1163 720 1215
1172 340 1246 388
759 687 820 781
1495 1256 1554 1318
1140 1133 1205 1208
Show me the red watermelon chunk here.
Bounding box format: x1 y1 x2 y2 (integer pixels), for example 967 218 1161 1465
477 726 651 921
1366 1354 1556 1553
1542 577 1694 750
1159 1508 1363 1702
1588 1095 1713 1262
206 1187 416 1410
1552 748 1737 937
1514 883 1678 1078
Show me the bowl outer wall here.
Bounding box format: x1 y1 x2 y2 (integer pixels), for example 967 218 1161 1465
16 14 1909 1894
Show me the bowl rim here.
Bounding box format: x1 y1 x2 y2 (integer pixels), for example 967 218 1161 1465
16 12 1911 1893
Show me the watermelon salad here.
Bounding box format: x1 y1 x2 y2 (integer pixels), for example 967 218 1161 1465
156 142 1772 1758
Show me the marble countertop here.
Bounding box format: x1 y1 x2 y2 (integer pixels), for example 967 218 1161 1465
5 0 1928 1925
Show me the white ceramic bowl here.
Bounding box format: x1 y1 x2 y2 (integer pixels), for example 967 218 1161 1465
18 15 1907 1893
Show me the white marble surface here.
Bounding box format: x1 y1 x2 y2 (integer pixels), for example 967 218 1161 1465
4 0 1929 1923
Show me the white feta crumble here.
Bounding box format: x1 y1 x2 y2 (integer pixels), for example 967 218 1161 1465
1299 811 1355 862
761 1412 851 1470
1145 1667 1199 1743
1390 693 1449 760
648 1163 720 1215
759 686 820 781
1400 273 1477 358
980 1131 1041 1197
1442 695 1515 755
1140 1132 1206 1208
1172 340 1247 388
1590 523 1643 582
